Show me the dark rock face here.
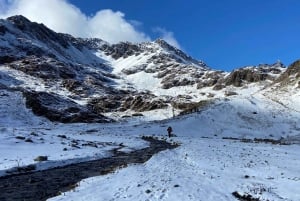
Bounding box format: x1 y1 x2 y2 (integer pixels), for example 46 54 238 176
7 15 69 49
7 56 115 98
7 15 31 30
225 91 238 96
2 16 113 69
224 69 267 87
122 94 167 112
172 100 213 115
0 55 16 64
197 71 224 89
76 38 106 50
88 95 124 113
275 60 300 85
102 42 141 59
61 79 82 91
153 63 209 89
161 75 196 89
224 64 285 87
9 57 76 80
88 93 168 113
23 91 111 123
0 24 7 35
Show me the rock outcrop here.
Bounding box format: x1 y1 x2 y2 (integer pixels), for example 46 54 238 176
274 60 300 86
24 91 111 123
225 62 285 87
88 93 168 113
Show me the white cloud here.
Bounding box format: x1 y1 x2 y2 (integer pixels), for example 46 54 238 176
0 0 181 48
153 27 181 49
0 0 150 44
88 9 150 43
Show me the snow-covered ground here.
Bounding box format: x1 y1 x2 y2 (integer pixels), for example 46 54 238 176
48 90 300 201
1 84 300 200
49 138 300 201
0 90 148 176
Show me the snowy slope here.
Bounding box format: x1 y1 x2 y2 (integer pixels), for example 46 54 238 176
48 90 300 201
0 15 300 201
0 15 289 122
0 89 148 175
1 81 300 200
0 15 218 122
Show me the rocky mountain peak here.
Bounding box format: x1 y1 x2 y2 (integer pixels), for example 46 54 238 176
6 15 31 25
272 60 285 68
154 38 207 68
256 61 285 69
0 15 297 123
6 15 50 37
154 38 173 49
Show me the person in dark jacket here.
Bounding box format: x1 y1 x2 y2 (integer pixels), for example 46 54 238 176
167 126 172 138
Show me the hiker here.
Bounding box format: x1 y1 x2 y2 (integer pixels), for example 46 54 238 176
167 126 172 138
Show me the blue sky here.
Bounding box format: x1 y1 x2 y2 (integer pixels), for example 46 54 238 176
69 0 300 71
1 0 300 71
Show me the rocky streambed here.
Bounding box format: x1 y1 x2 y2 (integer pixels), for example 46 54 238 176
0 137 178 201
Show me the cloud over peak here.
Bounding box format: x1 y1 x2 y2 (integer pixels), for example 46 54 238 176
0 0 180 47
153 27 181 49
88 9 151 43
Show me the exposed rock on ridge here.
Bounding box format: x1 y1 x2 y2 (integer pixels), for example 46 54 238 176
0 15 292 122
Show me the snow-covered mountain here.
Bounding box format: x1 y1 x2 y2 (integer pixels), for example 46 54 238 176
1 16 300 201
0 15 296 123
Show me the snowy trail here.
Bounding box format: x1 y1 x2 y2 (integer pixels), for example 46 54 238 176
0 137 178 201
49 137 300 201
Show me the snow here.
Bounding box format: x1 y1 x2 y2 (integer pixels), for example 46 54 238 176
46 86 300 201
0 65 78 103
112 52 155 74
0 90 149 176
100 44 209 100
267 85 300 113
1 81 299 200
105 106 176 122
49 138 300 201
127 71 162 91
1 18 300 200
